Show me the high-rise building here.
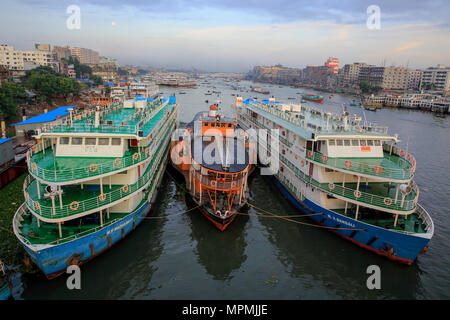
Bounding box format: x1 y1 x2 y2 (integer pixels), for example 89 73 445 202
70 47 99 65
421 65 450 91
342 62 369 87
0 44 52 71
324 57 339 74
359 66 409 90
407 69 422 91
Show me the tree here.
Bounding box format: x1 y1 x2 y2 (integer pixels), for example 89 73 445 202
0 82 27 120
359 81 371 94
65 56 92 78
23 67 80 103
89 74 103 86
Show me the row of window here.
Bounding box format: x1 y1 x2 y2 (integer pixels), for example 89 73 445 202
203 122 234 128
59 137 122 146
327 139 381 147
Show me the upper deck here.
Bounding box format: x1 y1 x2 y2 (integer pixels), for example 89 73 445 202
35 96 175 139
238 98 416 182
28 98 178 184
243 99 390 140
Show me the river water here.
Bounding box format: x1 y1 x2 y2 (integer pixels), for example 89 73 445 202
11 79 450 299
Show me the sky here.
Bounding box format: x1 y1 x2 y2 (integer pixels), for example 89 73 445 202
1 0 450 72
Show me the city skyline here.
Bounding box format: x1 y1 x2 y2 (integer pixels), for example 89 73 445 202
1 0 450 72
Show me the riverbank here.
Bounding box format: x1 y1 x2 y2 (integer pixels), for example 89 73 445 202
0 174 26 267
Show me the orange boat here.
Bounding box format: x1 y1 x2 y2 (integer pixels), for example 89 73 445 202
171 104 254 231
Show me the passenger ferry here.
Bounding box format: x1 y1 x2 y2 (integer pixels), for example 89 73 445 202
171 104 254 231
13 96 178 279
236 97 434 264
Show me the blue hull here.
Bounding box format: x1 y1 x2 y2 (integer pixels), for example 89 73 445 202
23 200 151 279
273 177 430 264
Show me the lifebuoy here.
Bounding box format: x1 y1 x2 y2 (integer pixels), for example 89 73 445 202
99 193 106 202
329 183 335 190
145 147 150 155
231 181 237 188
354 190 362 198
69 201 79 211
345 160 352 168
384 198 392 206
307 150 313 157
35 201 40 210
301 160 305 167
400 149 405 157
32 162 37 171
407 154 411 161
114 158 121 167
321 155 327 162
26 192 30 201
211 180 217 188
133 153 139 161
89 163 98 172
374 165 383 174
122 184 129 193
23 183 26 191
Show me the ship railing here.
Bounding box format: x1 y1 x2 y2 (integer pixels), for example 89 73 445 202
250 102 389 135
23 129 172 220
190 171 245 191
382 143 416 169
305 149 414 181
280 155 418 212
29 110 176 183
12 203 33 247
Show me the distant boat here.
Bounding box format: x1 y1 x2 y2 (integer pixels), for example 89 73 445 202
302 94 324 103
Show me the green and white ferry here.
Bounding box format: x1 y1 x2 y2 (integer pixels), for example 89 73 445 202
236 97 433 264
13 96 178 279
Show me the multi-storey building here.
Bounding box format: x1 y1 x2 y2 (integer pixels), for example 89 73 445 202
342 63 370 87
407 69 422 91
0 44 53 71
359 66 409 90
324 57 339 74
0 45 24 70
70 47 99 65
421 65 450 91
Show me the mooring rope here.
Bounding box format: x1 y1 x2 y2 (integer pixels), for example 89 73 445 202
244 201 366 231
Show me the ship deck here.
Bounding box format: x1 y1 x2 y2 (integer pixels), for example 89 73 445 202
42 100 172 137
334 208 426 234
30 103 176 183
18 200 144 245
24 131 172 220
306 150 413 181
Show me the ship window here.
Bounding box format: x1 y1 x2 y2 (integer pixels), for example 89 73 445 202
211 123 216 127
71 137 82 145
336 140 343 146
351 140 359 146
344 140 351 146
328 140 335 146
98 138 109 145
111 138 121 146
204 122 209 127
367 140 373 146
221 123 226 128
360 140 367 146
85 138 96 145
60 137 69 145
374 140 381 146
228 123 232 128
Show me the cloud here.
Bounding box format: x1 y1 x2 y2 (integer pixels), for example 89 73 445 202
393 42 421 52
